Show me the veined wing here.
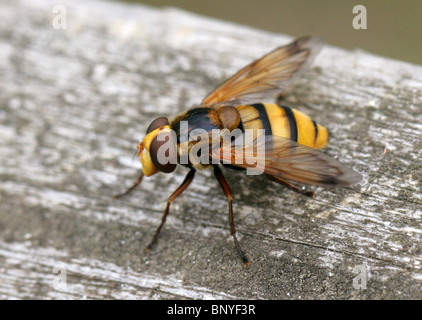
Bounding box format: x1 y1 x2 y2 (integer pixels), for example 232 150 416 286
202 36 323 106
211 134 361 187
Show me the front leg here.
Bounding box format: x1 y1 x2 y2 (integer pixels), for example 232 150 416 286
213 165 249 266
146 169 196 251
113 172 144 199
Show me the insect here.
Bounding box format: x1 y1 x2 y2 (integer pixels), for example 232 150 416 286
114 36 362 266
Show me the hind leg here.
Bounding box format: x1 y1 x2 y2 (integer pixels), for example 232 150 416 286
267 174 314 198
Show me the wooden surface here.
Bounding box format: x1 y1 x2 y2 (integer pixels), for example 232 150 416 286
0 0 421 299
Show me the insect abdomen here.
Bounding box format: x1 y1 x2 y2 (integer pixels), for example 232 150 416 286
236 103 328 149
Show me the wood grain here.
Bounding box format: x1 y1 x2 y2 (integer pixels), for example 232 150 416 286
0 0 421 299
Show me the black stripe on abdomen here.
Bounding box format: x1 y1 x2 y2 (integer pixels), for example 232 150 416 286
280 106 298 142
312 120 319 145
251 103 272 136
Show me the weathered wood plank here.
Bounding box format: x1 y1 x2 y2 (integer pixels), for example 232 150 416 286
0 0 421 299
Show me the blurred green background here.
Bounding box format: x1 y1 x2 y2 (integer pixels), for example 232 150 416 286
122 0 422 65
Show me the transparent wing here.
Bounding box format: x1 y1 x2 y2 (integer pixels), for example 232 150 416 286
202 36 323 106
211 135 361 187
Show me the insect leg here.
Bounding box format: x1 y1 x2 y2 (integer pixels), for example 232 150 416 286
213 165 249 266
145 169 196 251
266 174 315 198
113 172 144 199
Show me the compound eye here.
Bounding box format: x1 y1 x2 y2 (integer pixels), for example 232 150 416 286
146 117 170 134
150 131 177 173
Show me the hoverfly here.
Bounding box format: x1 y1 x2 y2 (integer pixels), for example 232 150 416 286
114 36 361 266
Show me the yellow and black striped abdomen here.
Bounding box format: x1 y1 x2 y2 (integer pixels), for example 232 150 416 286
236 103 328 149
